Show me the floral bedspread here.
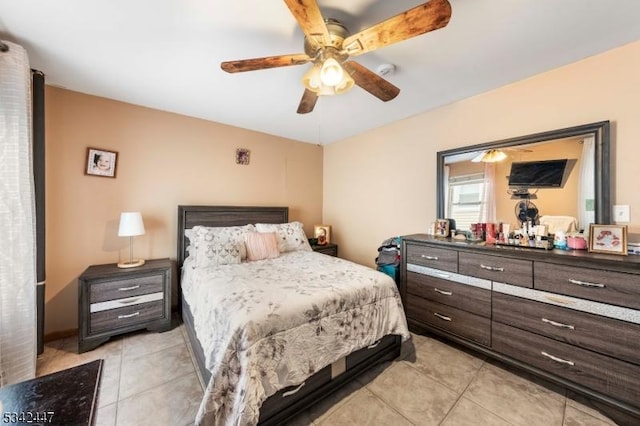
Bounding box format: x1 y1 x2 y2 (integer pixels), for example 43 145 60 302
182 250 410 426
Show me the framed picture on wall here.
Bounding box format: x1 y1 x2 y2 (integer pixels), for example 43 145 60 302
314 225 331 245
588 224 627 255
85 147 118 178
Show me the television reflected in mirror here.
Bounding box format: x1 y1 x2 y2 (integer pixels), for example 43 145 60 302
436 121 611 233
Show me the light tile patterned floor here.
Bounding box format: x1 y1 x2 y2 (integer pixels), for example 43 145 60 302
37 323 619 426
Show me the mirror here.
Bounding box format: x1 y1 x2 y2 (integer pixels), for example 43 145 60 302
437 121 611 232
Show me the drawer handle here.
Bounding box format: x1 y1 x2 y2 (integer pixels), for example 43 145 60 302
541 351 574 366
434 288 453 296
433 312 452 322
541 318 575 330
117 298 140 305
421 255 439 260
480 264 504 272
282 382 305 398
436 273 451 279
367 340 381 349
117 312 140 319
118 285 140 291
568 279 605 288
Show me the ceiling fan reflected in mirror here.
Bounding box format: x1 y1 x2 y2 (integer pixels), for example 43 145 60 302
220 0 452 114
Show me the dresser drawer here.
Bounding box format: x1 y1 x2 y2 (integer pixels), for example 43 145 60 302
90 274 164 303
459 252 532 288
535 262 640 310
405 244 458 273
492 322 640 407
493 292 640 365
407 271 491 318
89 300 164 334
407 297 491 346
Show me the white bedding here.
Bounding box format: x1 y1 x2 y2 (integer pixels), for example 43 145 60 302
182 250 410 426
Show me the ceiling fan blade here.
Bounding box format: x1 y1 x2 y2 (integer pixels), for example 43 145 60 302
221 53 311 73
342 0 452 57
297 89 318 114
283 0 331 47
342 61 400 102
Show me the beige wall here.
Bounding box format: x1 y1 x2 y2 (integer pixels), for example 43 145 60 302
45 88 323 334
324 40 640 267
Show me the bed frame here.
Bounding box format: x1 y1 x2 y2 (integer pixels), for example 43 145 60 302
177 205 401 425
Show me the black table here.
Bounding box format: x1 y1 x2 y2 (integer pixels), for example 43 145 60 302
0 359 102 426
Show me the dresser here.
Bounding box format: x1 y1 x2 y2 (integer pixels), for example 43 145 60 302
78 258 173 353
401 234 640 424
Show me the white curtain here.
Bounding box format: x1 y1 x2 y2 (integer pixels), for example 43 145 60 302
443 165 450 218
578 136 596 231
480 162 496 223
0 41 37 386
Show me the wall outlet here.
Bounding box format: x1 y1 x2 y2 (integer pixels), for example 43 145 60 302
613 205 630 223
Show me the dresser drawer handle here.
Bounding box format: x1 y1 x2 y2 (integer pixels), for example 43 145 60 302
117 298 140 305
433 312 452 322
118 285 140 291
480 264 504 272
282 382 305 398
541 318 575 330
117 312 140 319
421 255 439 260
434 288 453 296
541 351 574 366
367 340 381 349
568 279 605 288
436 273 451 279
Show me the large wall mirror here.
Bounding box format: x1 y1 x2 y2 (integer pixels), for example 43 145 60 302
437 121 611 232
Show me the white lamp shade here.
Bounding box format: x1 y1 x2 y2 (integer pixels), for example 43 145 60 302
118 212 145 237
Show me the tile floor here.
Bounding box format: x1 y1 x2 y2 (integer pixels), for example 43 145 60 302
37 322 619 426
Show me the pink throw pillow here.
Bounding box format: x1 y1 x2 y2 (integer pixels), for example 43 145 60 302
245 232 280 261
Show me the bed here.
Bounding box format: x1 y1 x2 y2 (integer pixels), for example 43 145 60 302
177 205 410 425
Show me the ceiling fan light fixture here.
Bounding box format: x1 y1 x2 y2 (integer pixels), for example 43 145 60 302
320 57 344 86
302 63 322 91
471 149 508 163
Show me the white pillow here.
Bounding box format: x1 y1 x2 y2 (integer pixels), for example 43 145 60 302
255 221 312 253
190 224 256 267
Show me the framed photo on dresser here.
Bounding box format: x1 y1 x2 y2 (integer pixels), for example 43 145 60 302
588 224 627 255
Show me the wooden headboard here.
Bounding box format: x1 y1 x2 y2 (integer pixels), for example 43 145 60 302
176 204 289 274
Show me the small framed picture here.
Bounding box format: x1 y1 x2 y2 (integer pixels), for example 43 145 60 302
235 148 250 165
86 147 117 178
435 219 450 238
588 224 627 255
314 225 331 245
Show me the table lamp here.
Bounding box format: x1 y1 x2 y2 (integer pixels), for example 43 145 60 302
117 212 146 268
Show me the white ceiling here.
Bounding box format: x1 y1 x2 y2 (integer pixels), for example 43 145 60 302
2 0 640 145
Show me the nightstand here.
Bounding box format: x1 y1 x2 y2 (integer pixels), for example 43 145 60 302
78 258 173 353
311 243 338 257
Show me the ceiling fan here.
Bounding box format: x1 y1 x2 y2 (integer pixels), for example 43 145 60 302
220 0 452 114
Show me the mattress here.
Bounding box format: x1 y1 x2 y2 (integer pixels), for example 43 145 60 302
182 250 410 425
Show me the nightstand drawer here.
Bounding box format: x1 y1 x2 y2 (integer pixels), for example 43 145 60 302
90 300 164 334
90 274 164 303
